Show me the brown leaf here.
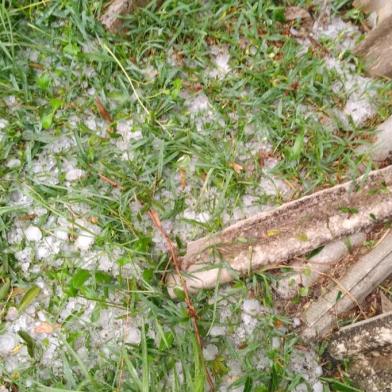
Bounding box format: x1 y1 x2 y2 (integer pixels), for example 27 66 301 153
179 168 187 190
229 162 244 173
95 96 113 123
11 287 25 298
258 150 270 167
34 322 60 334
29 62 44 70
285 6 311 21
19 213 37 221
274 319 284 328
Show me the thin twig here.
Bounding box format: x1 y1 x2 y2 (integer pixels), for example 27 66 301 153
148 209 215 391
99 173 122 189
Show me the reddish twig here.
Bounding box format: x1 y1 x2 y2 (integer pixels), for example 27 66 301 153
95 96 113 123
99 173 122 189
148 209 215 391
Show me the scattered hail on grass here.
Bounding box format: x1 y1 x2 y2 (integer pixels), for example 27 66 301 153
1 0 390 390
313 12 378 126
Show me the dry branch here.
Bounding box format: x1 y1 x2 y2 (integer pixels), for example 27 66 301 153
354 14 392 78
302 233 392 339
167 165 392 295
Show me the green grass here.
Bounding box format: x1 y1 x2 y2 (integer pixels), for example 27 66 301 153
0 0 389 391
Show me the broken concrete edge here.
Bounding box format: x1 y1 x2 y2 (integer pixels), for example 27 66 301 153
167 165 392 297
328 310 392 359
301 233 392 340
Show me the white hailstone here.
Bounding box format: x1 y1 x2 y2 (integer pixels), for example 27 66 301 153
0 333 17 356
54 228 68 241
124 326 141 345
87 87 96 96
97 254 113 272
85 116 97 131
65 168 84 182
312 381 324 392
54 217 69 240
315 366 323 377
24 225 42 242
0 118 8 129
272 337 281 349
188 93 209 114
242 299 262 316
203 344 218 361
36 236 61 259
6 159 21 169
6 307 18 321
196 212 210 223
209 326 226 337
75 232 95 251
209 46 231 79
292 318 301 328
294 384 308 392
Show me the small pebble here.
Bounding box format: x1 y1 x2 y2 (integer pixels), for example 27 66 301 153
24 225 42 242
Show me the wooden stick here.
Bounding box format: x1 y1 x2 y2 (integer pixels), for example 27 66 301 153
167 165 392 295
302 233 392 339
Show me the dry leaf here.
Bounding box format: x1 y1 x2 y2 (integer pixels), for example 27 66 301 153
34 322 60 334
11 287 26 298
229 162 244 173
19 213 38 221
274 319 284 328
179 168 187 190
95 96 113 123
285 6 311 21
29 62 44 70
